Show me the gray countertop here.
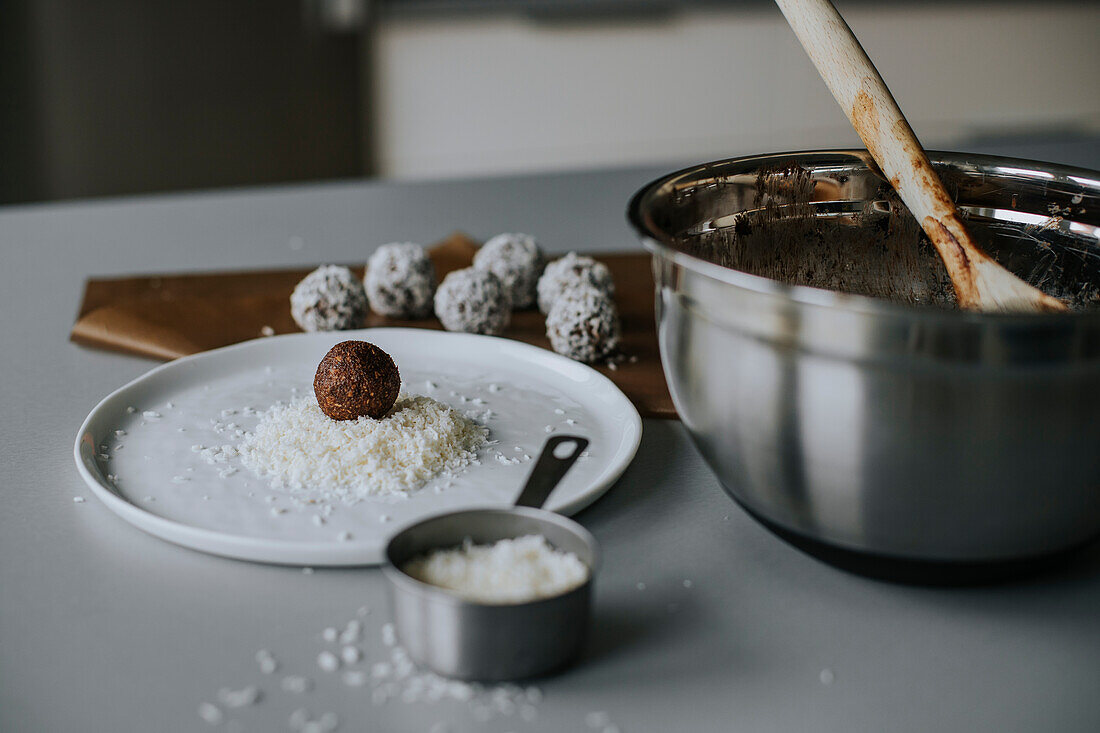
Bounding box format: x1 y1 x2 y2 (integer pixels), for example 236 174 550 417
2 150 1099 733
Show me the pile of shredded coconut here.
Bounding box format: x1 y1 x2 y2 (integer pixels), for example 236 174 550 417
402 534 589 604
239 394 487 502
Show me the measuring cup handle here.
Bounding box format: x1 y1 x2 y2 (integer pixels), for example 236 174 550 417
514 435 589 509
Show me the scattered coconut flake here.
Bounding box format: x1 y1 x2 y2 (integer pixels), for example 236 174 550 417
337 531 352 542
289 709 339 733
318 651 340 672
341 646 361 664
217 685 261 708
343 670 367 687
73 496 85 504
820 668 835 685
683 579 693 588
256 649 278 674
322 627 338 643
261 325 275 337
302 567 314 575
586 711 611 728
303 712 339 733
197 703 223 725
339 620 361 645
282 675 313 694
143 411 162 419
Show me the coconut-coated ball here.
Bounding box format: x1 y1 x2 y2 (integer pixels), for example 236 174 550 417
290 265 368 332
536 252 615 314
472 233 545 310
545 286 621 363
365 242 437 318
433 267 511 335
314 341 401 420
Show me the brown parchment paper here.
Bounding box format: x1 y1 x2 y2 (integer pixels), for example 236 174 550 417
72 233 675 418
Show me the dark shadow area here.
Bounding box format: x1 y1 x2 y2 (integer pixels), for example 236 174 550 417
740 498 1100 588
0 0 364 205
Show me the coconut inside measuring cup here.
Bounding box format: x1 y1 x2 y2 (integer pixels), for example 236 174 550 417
401 534 589 604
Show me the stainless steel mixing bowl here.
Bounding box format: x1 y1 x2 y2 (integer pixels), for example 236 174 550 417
628 150 1100 567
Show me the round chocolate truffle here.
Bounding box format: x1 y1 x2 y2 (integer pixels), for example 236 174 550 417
472 233 545 310
545 286 621 363
536 252 615 314
433 267 511 335
291 265 368 332
314 340 401 421
365 242 437 318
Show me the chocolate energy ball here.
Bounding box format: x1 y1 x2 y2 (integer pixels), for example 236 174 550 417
536 252 615 314
365 242 437 318
472 232 545 310
433 267 511 335
291 265 368 332
314 340 401 420
545 285 621 363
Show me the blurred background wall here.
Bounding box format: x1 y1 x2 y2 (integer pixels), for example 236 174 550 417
2 0 1098 204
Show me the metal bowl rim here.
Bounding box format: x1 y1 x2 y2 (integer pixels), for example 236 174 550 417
627 148 1100 324
382 506 600 609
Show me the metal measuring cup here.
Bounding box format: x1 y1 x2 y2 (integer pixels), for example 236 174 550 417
382 435 597 681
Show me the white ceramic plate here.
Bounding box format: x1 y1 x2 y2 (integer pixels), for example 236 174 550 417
74 329 642 565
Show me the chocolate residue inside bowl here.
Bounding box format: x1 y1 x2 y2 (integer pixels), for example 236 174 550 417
670 164 1100 311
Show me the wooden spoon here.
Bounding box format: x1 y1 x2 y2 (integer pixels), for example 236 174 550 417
774 0 1066 313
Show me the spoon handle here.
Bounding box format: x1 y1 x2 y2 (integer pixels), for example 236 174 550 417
514 435 590 509
774 0 1065 312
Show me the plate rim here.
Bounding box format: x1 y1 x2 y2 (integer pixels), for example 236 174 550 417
73 328 643 565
